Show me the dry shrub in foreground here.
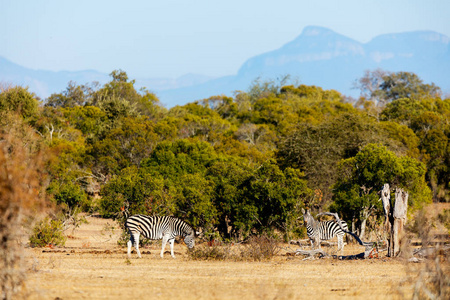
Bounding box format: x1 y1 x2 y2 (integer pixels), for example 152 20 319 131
0 112 46 300
399 210 450 299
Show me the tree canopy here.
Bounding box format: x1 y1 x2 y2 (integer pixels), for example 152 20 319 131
1 69 446 241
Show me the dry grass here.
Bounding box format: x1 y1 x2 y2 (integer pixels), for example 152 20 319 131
19 215 423 300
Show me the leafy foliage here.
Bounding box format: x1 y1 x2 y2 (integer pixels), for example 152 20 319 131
332 144 431 236
1 69 445 246
29 218 67 247
0 86 39 122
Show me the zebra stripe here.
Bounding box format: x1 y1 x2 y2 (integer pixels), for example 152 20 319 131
125 215 195 258
302 209 348 252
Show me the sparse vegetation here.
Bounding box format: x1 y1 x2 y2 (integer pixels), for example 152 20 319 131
188 234 281 261
400 208 450 299
29 217 66 247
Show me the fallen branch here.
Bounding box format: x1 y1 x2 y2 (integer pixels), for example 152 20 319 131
413 245 450 258
289 239 310 246
295 248 330 260
294 247 380 260
289 239 346 248
316 212 374 249
312 211 383 259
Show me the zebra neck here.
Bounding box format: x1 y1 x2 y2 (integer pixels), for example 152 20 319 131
309 220 319 230
181 226 194 237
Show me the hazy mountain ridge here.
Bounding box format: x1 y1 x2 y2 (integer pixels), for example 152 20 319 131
0 56 214 100
159 26 450 106
1 26 449 106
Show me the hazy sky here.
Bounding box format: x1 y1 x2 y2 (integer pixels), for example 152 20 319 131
1 0 449 79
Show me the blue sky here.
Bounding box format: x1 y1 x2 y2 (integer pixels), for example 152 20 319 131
1 0 449 79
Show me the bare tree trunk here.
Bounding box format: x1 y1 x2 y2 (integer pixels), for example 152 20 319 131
359 217 367 240
381 184 408 257
392 189 408 256
381 184 391 232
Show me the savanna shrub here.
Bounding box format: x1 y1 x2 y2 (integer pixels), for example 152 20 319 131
241 234 280 261
188 245 231 261
188 234 281 261
29 217 66 247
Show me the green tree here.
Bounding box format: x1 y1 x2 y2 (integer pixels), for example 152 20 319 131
99 166 170 218
0 86 39 122
381 97 450 201
238 160 310 238
176 173 217 230
371 71 441 103
278 113 385 204
46 81 97 108
63 105 107 141
332 144 431 238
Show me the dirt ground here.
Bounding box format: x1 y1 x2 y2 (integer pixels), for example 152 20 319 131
21 213 445 300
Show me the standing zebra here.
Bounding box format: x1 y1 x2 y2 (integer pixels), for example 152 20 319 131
302 208 348 252
124 212 195 259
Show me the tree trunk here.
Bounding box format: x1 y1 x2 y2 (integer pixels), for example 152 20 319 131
392 188 408 256
359 217 367 240
381 184 408 257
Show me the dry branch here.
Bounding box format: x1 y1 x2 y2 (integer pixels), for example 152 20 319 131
295 211 379 260
295 248 330 260
315 212 375 249
413 245 450 258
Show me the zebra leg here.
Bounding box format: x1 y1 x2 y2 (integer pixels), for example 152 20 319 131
127 238 132 258
313 236 321 250
169 239 175 258
132 232 142 258
337 235 344 253
160 235 169 258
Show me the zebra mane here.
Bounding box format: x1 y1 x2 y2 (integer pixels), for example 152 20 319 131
174 217 194 237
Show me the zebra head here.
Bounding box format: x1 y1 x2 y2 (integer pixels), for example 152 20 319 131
301 208 315 226
184 232 195 249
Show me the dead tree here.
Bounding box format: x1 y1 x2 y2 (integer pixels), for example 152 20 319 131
381 183 408 257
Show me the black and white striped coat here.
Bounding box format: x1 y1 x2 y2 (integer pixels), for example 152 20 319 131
302 209 348 251
125 215 195 258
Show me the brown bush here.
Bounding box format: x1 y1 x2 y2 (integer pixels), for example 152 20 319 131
0 111 47 299
188 234 281 261
400 209 450 299
240 234 281 261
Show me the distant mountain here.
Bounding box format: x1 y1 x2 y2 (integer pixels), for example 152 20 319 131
1 26 449 107
0 56 110 98
0 56 214 100
158 26 450 106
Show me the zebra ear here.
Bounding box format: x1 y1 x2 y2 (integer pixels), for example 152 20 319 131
301 208 305 214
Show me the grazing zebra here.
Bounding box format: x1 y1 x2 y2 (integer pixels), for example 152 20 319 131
124 214 195 258
301 208 348 251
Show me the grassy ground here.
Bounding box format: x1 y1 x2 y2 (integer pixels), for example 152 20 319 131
21 214 441 300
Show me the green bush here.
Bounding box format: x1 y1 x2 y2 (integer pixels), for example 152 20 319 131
52 181 88 209
29 217 66 247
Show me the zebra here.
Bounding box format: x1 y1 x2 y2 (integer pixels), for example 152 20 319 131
301 208 348 252
124 213 195 259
